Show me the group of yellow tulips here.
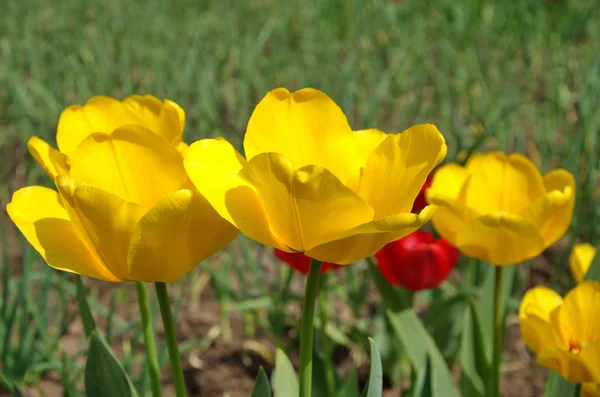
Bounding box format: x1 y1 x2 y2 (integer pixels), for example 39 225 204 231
6 87 599 396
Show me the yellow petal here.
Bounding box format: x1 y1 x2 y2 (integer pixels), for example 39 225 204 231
243 88 358 183
427 162 470 201
240 153 374 251
70 125 187 210
306 205 436 264
460 152 546 215
522 169 575 246
56 95 185 157
70 184 145 280
357 124 446 218
583 382 600 397
185 138 285 249
127 189 238 282
455 213 546 265
570 243 596 284
538 344 600 384
427 194 479 246
551 281 600 349
6 186 119 281
353 129 387 167
519 286 563 353
122 95 186 146
27 137 70 180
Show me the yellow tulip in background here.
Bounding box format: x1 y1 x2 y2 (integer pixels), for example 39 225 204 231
184 87 447 264
7 95 238 282
570 242 597 283
426 152 575 265
519 281 600 385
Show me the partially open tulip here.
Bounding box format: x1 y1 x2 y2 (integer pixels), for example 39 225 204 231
184 88 446 264
426 152 575 265
519 281 600 384
274 249 342 275
7 95 238 282
570 243 596 283
374 230 459 291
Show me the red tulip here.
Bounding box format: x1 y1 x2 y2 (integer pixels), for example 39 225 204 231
375 230 459 291
411 174 432 213
274 249 343 275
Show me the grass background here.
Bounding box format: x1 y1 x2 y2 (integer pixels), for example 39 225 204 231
1 0 599 395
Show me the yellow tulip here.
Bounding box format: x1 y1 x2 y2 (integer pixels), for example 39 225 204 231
7 95 238 282
570 243 596 283
184 88 447 264
584 383 600 397
426 152 575 265
519 281 600 384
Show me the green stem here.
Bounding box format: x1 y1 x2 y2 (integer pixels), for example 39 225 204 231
155 282 187 397
136 282 163 397
299 259 323 397
318 275 336 395
491 266 504 397
406 291 415 308
575 383 582 397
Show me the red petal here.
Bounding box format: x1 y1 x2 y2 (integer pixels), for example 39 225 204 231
274 249 343 275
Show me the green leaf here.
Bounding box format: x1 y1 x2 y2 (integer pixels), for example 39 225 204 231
251 367 272 397
85 333 138 397
11 385 24 397
360 338 383 397
459 301 489 396
367 257 410 312
312 339 335 397
478 265 516 362
412 355 433 397
75 276 96 337
336 368 360 397
543 370 577 397
387 309 460 397
272 349 298 397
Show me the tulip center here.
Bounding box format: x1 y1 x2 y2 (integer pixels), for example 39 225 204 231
569 340 588 355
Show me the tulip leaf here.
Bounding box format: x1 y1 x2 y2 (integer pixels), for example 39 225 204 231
584 241 600 282
387 309 460 397
367 257 410 313
251 367 272 397
360 338 383 397
85 333 139 397
272 349 298 397
478 265 516 362
335 368 360 397
312 337 337 397
75 275 96 337
11 385 24 397
411 355 433 397
459 301 489 397
543 370 577 397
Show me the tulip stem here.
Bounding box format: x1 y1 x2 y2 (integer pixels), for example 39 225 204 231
575 384 581 397
491 266 504 397
299 258 323 397
136 282 163 397
155 282 187 397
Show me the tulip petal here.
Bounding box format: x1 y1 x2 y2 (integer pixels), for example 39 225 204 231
455 213 546 265
357 124 446 218
427 193 479 246
537 343 600 384
127 189 238 282
519 286 563 353
70 125 187 210
354 129 387 167
551 281 600 350
570 243 596 284
27 137 70 180
428 163 470 200
460 153 546 214
240 153 374 251
306 205 436 264
56 95 185 157
522 169 575 246
583 382 600 397
6 186 119 281
70 184 145 280
184 138 286 249
244 88 358 183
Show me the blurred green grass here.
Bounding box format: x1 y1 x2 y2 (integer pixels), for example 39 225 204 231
1 0 600 394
